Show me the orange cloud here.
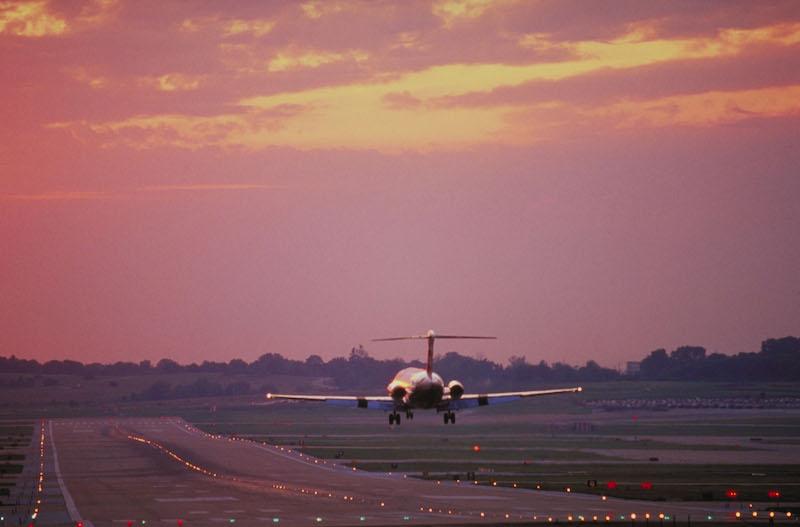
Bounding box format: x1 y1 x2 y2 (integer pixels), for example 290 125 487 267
591 85 800 129
432 0 501 28
267 47 368 72
45 21 800 152
138 73 204 92
300 1 349 20
0 1 67 37
0 190 111 200
140 184 281 192
0 0 116 37
180 15 274 38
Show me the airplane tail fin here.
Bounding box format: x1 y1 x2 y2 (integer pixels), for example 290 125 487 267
372 331 496 376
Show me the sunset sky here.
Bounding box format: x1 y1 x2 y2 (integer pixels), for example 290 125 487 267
1 0 799 367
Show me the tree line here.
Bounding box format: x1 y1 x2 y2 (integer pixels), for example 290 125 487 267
1 336 797 395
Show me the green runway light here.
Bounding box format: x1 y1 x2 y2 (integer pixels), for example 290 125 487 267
273 518 280 523
360 516 366 521
403 516 411 521
229 520 236 524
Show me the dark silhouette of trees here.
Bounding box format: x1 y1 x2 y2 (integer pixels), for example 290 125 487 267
2 335 798 400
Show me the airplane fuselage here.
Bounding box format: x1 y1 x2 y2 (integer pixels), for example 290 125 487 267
387 367 445 409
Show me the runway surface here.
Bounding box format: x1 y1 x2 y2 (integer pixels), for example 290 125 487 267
36 418 752 526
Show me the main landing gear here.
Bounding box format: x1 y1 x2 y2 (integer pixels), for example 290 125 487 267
443 411 456 424
389 412 401 425
405 410 414 420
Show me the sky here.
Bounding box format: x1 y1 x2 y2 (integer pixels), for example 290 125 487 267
1 0 799 368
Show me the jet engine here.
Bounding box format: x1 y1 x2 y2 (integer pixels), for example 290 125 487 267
447 380 464 400
388 382 407 401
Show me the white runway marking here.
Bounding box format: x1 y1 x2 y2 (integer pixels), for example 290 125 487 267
49 420 95 527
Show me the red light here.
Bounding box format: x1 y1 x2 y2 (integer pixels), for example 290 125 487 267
178 521 184 526
640 482 653 490
607 481 617 489
726 489 738 499
768 490 781 499
472 445 481 452
77 523 84 527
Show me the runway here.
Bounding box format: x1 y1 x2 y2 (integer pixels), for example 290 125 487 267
37 417 748 526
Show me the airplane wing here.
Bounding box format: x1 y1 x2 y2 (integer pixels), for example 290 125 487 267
441 386 582 411
266 393 398 411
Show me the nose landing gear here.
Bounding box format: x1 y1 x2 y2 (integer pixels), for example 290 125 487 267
405 410 414 420
389 412 401 425
443 411 456 424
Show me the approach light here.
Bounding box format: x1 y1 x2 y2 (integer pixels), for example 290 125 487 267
735 512 741 519
605 516 611 522
658 514 664 520
631 513 637 520
769 512 775 518
752 512 758 518
787 512 792 518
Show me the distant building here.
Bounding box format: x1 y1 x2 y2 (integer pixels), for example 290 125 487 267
625 361 641 375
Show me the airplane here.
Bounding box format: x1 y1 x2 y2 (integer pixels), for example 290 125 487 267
266 330 582 425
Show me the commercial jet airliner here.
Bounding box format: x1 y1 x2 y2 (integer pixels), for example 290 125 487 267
267 330 582 425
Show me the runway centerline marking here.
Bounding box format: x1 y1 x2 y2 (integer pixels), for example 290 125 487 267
49 420 95 527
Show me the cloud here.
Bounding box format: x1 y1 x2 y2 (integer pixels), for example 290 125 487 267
267 47 369 72
300 1 349 20
592 85 800 129
0 1 67 37
139 183 281 192
0 190 111 200
180 15 275 38
41 17 800 152
222 18 275 38
432 0 498 28
66 66 109 89
138 73 203 92
0 0 117 37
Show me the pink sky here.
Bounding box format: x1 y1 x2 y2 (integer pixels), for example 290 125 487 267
1 0 799 367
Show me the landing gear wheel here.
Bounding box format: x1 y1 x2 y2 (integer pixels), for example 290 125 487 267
389 412 401 425
406 411 414 420
443 411 456 424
